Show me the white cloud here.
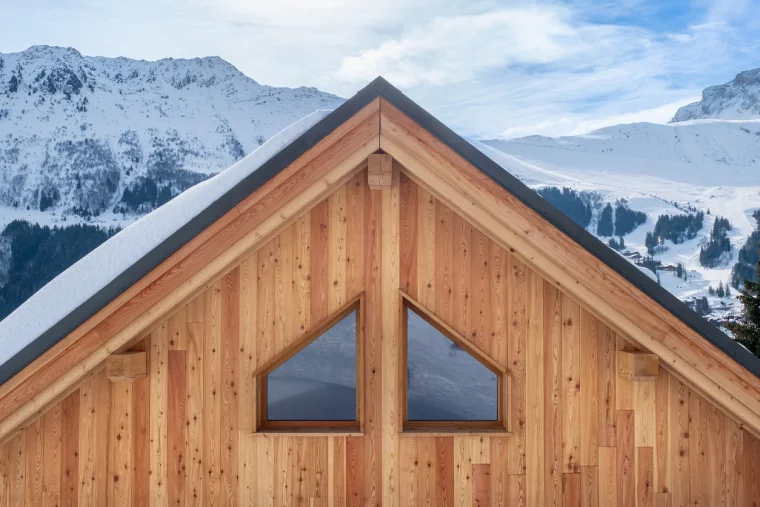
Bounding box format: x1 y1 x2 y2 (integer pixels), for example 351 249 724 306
336 7 578 86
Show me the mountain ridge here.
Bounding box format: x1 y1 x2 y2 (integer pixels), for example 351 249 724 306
671 68 760 122
0 45 344 222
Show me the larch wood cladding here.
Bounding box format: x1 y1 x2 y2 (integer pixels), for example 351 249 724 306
0 169 758 506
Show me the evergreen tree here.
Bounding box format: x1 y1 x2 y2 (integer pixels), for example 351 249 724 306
645 231 657 255
717 281 725 298
709 285 716 296
694 296 711 316
597 203 614 237
727 244 760 357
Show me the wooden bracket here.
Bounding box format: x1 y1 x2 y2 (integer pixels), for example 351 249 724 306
106 352 147 381
617 350 659 380
367 153 393 190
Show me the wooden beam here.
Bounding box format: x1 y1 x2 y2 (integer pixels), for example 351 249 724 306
0 98 381 444
105 352 147 381
368 153 393 190
378 97 760 436
617 351 659 380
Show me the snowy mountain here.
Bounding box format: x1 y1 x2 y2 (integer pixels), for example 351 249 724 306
481 115 760 324
0 46 344 225
671 68 760 122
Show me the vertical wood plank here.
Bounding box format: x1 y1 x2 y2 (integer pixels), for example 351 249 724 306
615 336 634 411
330 437 346 507
417 186 436 311
7 429 24 507
454 436 473 507
293 213 312 339
490 437 508 507
43 403 62 504
452 212 471 339
329 184 348 313
382 165 400 507
635 380 656 448
256 435 275 506
132 338 151 507
742 430 760 507
525 271 545 506
435 200 454 324
724 416 743 507
257 239 276 369
544 282 562 507
346 436 364 507
597 447 616 507
562 473 580 507
79 374 111 507
364 169 382 506
470 228 490 353
653 371 669 495
669 377 689 507
168 306 187 351
311 199 330 325
688 393 706 507
346 171 365 299
579 309 598 468
204 281 222 506
168 350 187 507
221 269 240 506
417 438 438 507
239 254 257 432
616 410 634 507
400 438 417 507
274 230 294 353
509 475 526 507
111 381 132 507
399 172 418 297
473 464 491 507
507 254 526 476
580 467 598 507
561 296 581 474
489 244 508 370
186 321 204 506
61 390 80 507
596 323 616 447
239 431 255 507
637 448 654 507
705 404 726 506
25 417 43 506
150 324 169 507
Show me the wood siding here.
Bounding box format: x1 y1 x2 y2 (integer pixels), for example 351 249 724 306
0 169 758 506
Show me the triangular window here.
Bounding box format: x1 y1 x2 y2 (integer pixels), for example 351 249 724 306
257 299 361 431
403 296 505 431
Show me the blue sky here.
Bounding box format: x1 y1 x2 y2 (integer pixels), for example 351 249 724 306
1 0 758 138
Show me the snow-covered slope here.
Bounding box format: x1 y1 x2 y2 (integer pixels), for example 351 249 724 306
0 110 331 368
0 46 344 227
671 68 760 122
481 118 760 322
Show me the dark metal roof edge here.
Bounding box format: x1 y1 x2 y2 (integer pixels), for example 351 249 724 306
369 76 760 380
0 80 384 386
2 75 758 388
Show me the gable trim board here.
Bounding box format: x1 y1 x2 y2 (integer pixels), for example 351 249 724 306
0 78 758 440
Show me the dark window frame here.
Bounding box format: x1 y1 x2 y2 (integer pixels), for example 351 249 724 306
255 294 364 433
400 292 508 434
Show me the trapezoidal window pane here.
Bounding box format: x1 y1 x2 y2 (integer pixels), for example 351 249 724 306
266 310 357 421
407 308 498 421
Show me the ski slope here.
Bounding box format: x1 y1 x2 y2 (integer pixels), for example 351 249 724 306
479 118 760 321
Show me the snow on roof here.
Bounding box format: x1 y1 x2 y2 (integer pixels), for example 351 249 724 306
0 110 332 368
